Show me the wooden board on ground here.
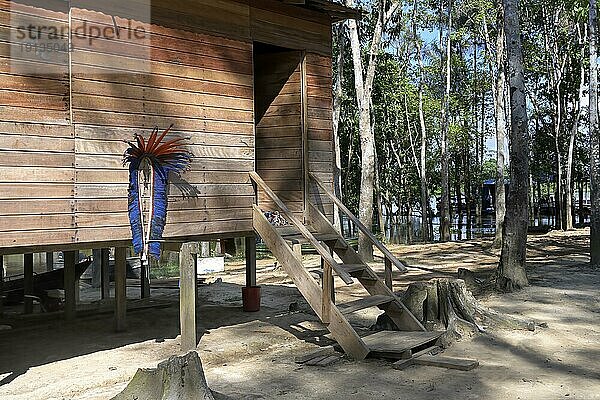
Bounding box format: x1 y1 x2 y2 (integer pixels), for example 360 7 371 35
413 355 479 371
363 331 442 359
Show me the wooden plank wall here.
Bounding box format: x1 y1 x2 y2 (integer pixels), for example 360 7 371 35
0 0 336 251
306 53 334 221
250 0 332 56
255 51 304 216
69 6 255 244
0 0 75 249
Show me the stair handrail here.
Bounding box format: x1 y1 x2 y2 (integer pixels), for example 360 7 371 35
309 172 408 273
249 171 354 284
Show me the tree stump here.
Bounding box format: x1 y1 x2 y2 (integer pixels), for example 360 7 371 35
112 352 215 400
400 278 535 347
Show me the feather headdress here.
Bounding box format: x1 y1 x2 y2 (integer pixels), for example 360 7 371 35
123 125 192 261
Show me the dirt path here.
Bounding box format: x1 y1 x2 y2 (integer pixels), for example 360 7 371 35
1 229 599 399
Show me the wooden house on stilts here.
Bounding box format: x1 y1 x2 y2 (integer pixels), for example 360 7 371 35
0 0 437 360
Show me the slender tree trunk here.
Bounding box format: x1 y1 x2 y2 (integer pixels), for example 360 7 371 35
412 0 430 242
346 0 400 261
332 24 345 234
566 45 585 230
590 0 600 266
440 0 452 242
497 0 530 291
578 180 584 224
492 7 507 248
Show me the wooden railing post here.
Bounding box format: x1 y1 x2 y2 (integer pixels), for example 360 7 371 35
321 257 332 324
384 257 392 291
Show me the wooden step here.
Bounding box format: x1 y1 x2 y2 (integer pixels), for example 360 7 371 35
275 226 303 236
363 331 442 359
338 295 394 315
336 264 377 281
283 233 341 244
323 238 348 250
337 264 367 274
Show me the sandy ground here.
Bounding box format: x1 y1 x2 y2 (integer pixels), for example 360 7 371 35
1 229 599 399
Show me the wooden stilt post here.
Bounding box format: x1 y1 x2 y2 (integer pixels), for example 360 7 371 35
384 258 393 291
74 251 81 305
63 250 77 321
100 248 110 299
245 236 256 287
0 255 4 318
23 253 34 314
91 249 102 288
115 247 127 332
180 242 198 351
46 252 54 272
141 259 151 299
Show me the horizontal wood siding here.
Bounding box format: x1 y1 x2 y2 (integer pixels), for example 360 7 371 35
0 0 74 249
255 51 304 216
70 5 254 245
305 53 334 221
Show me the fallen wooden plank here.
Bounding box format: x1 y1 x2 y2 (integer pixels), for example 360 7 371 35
413 355 479 371
393 346 441 370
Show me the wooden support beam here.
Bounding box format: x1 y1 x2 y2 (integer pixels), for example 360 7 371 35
63 250 77 321
180 242 198 351
91 249 102 288
46 252 54 272
245 236 256 287
114 247 127 332
0 255 4 317
100 248 110 299
141 260 151 299
23 253 34 314
384 258 392 290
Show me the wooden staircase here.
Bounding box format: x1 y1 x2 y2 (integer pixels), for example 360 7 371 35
250 172 440 360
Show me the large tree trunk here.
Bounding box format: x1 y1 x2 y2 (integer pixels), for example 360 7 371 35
497 0 530 291
493 8 507 249
591 0 600 266
439 0 452 242
346 0 400 261
332 24 345 234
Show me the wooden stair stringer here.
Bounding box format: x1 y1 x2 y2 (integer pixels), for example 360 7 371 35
252 205 370 360
307 203 425 332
